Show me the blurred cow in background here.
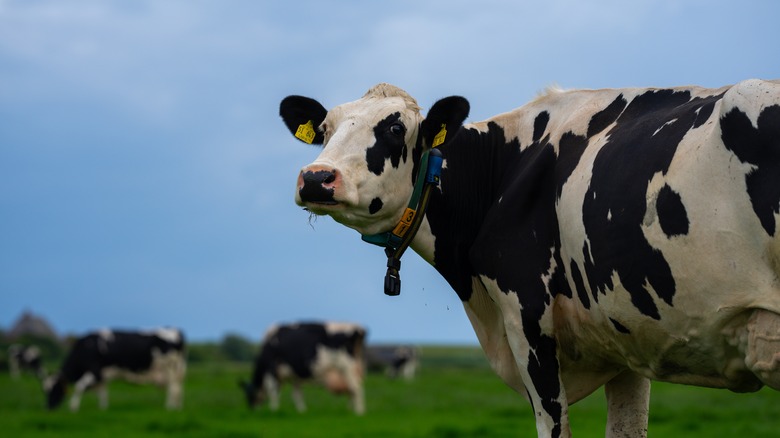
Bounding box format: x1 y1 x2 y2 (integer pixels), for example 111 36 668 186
43 328 186 411
8 344 46 380
366 345 419 380
240 321 366 414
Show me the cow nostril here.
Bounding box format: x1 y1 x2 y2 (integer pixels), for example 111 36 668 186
323 172 336 184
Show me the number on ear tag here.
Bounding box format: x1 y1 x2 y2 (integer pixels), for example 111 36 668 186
295 121 316 144
432 124 447 147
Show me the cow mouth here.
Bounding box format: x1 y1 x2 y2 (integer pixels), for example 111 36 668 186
306 200 339 206
301 200 343 214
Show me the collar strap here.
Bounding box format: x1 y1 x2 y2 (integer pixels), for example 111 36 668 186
361 148 443 295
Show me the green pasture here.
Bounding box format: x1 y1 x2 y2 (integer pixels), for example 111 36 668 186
2 345 779 437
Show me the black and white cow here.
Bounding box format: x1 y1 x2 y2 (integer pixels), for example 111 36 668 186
8 344 46 380
366 345 418 380
280 80 780 437
240 322 366 414
43 328 186 411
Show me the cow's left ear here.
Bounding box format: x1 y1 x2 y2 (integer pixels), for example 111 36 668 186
421 96 470 148
279 95 328 145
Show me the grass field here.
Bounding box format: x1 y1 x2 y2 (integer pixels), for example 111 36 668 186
2 345 780 437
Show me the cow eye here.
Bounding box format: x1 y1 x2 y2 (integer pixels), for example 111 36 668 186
389 123 405 136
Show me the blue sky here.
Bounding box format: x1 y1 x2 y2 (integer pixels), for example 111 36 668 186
1 0 778 344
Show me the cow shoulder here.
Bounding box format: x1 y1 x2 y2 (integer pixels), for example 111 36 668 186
720 79 780 235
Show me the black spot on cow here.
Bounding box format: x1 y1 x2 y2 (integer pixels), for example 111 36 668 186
721 105 780 235
656 184 689 237
569 259 590 309
555 132 589 199
581 90 724 319
366 113 408 175
693 100 717 129
609 318 630 334
533 111 550 141
582 241 607 305
587 94 628 138
369 197 383 215
550 250 573 300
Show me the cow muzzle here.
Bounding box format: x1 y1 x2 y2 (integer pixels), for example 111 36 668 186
298 165 341 206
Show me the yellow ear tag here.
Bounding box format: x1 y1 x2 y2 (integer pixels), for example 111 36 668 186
295 120 316 144
432 124 447 147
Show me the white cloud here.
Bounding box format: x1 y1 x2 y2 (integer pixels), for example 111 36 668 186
0 1 285 122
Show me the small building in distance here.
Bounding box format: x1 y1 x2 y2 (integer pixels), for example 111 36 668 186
6 310 59 341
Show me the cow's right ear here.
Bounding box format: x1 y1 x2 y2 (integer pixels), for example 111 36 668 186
279 96 327 145
421 96 470 148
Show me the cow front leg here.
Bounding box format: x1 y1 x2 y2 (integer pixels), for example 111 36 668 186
69 372 97 412
97 384 109 410
520 334 571 438
9 354 20 380
262 375 281 411
166 379 184 410
477 276 571 437
291 383 307 413
164 353 186 409
504 310 570 436
346 375 365 415
605 370 650 438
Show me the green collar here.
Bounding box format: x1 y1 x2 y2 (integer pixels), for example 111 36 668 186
360 148 443 295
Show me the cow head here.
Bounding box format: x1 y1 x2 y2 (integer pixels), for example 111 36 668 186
238 380 265 409
281 83 469 237
42 374 67 410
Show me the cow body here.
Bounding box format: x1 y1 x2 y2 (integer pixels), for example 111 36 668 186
240 322 366 414
8 344 46 380
43 328 186 411
366 345 418 379
281 80 780 437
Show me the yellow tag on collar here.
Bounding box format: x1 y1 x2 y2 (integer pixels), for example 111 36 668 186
432 124 447 147
295 120 316 144
392 207 417 237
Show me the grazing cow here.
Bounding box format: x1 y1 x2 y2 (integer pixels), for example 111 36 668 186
280 80 780 437
239 322 366 414
8 344 46 380
366 345 418 380
43 328 186 411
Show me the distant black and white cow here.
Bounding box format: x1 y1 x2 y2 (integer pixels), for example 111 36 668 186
280 80 780 437
240 322 366 414
43 328 186 411
366 345 418 380
8 344 46 380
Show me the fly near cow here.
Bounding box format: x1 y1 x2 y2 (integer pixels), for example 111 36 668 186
279 80 780 437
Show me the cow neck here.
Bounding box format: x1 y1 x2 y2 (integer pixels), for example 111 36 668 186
360 147 444 296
